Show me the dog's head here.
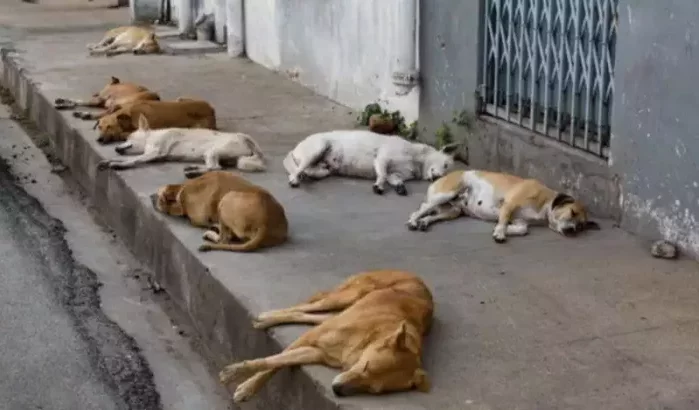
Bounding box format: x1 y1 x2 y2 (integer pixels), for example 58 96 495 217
151 184 185 216
331 321 430 397
95 109 134 144
133 33 161 55
422 143 459 182
547 193 600 237
114 114 151 155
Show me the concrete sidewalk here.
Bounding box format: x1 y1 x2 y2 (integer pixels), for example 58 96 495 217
2 12 699 410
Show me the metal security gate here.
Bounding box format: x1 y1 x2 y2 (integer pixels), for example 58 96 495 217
479 0 618 158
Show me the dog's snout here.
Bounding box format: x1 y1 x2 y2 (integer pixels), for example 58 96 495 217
97 136 107 144
115 146 126 155
149 193 158 209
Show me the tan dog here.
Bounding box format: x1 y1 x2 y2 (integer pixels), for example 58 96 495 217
219 269 433 403
87 26 161 57
95 98 217 144
54 76 160 121
151 171 288 252
407 170 600 242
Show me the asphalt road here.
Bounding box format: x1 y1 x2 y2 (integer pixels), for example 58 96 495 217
0 100 232 410
0 156 162 410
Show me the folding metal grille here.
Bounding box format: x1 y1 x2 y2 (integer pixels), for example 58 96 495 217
480 0 618 158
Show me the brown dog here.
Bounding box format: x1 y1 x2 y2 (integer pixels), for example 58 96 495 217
219 269 433 403
95 98 217 144
54 76 160 120
151 171 288 252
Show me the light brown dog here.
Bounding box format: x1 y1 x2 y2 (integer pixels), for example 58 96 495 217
53 76 160 121
95 98 217 144
219 269 433 403
407 169 600 242
151 171 288 252
87 26 161 57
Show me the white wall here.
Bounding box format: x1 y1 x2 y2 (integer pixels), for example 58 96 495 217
245 0 420 122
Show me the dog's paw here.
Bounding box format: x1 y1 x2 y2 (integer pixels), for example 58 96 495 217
219 362 255 385
395 184 408 196
372 184 385 195
251 318 270 330
96 160 111 171
288 179 300 188
233 384 256 403
198 243 212 252
492 232 507 244
109 163 129 170
184 169 204 179
202 230 219 243
183 165 200 171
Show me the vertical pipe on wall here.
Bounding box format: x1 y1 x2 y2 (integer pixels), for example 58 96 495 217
392 0 419 95
226 0 245 57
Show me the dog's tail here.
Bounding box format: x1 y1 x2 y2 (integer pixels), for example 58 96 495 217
199 226 267 252
236 134 267 172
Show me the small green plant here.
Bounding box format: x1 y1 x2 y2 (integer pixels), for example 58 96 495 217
357 103 384 126
452 109 474 129
357 102 420 140
435 123 454 148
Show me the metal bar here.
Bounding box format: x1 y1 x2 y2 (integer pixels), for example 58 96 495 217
597 0 610 156
529 0 541 132
505 0 513 120
516 0 525 126
481 0 490 110
494 0 502 111
555 0 565 141
569 0 580 147
542 0 552 136
583 0 593 151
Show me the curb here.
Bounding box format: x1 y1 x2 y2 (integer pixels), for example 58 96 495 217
0 47 343 410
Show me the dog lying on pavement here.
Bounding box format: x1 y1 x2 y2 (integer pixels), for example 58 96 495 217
407 169 600 242
152 171 288 252
219 269 433 402
94 98 217 144
97 115 266 176
282 129 460 196
87 26 162 57
54 76 160 120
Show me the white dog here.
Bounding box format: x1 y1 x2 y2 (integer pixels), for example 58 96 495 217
282 130 460 195
97 115 266 178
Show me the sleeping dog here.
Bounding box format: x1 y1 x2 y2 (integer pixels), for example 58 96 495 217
407 170 600 242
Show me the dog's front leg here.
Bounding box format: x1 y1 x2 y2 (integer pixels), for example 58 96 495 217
252 311 335 330
105 46 134 57
372 157 390 195
231 369 276 403
73 109 108 121
387 173 408 196
98 152 163 171
493 201 519 243
219 346 325 387
415 204 464 230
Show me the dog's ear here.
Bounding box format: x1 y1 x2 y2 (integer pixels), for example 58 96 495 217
584 220 601 230
137 114 150 131
110 76 120 85
551 193 575 209
412 368 430 393
390 321 409 351
440 143 460 156
116 113 132 128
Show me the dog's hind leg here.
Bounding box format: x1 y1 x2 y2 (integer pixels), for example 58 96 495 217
407 191 459 231
254 287 365 327
55 96 104 110
493 201 520 243
413 204 464 231
73 109 109 120
287 141 330 187
372 156 390 195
